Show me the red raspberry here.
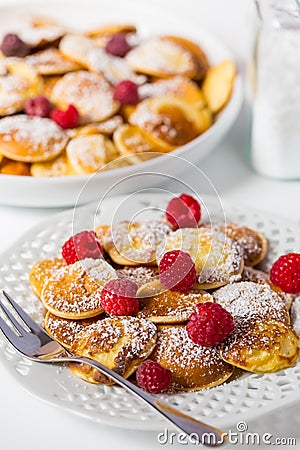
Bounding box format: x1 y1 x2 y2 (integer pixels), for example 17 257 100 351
159 250 196 293
105 32 131 57
136 360 172 394
101 278 139 316
24 95 53 118
62 231 102 265
50 104 79 129
1 33 30 57
270 253 300 294
186 302 234 347
113 80 139 105
166 194 201 230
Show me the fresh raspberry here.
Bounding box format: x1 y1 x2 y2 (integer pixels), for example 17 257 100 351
113 80 139 105
62 231 102 265
186 302 234 347
270 253 300 294
24 95 53 118
1 33 30 57
159 250 196 292
166 194 201 230
136 360 172 394
105 32 131 57
101 278 139 316
50 104 79 129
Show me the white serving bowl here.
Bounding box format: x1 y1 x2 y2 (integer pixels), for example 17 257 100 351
0 0 243 207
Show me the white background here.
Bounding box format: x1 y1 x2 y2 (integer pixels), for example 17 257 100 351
0 0 300 449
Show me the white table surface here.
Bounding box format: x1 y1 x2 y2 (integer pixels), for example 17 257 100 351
0 0 300 449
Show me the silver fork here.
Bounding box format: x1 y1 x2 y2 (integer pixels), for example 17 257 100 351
0 290 226 447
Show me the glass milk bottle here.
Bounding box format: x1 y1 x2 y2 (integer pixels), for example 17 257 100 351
251 0 300 179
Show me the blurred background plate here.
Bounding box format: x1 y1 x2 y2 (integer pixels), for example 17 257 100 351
0 0 242 207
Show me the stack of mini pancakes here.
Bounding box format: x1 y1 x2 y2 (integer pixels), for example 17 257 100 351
0 18 236 176
29 219 300 391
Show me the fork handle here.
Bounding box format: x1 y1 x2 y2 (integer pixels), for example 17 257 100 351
63 355 226 447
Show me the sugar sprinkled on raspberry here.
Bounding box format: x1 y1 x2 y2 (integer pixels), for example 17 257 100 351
136 360 172 394
101 278 139 316
105 32 131 57
1 33 30 57
270 253 300 294
159 250 196 292
50 104 79 129
166 194 201 230
24 95 53 118
62 230 102 265
113 80 139 105
186 302 234 347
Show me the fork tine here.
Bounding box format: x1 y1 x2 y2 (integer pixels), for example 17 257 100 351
2 291 41 333
0 298 27 335
0 315 22 348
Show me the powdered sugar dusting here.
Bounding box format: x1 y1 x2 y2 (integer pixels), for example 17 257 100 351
213 281 289 325
88 48 146 85
109 221 171 264
0 75 29 113
51 70 117 123
0 115 68 155
42 258 117 315
72 317 157 362
126 38 194 75
152 326 232 389
138 289 212 321
117 266 158 287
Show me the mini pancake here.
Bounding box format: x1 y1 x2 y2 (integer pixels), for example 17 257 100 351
202 60 236 113
44 311 103 350
137 289 213 324
29 257 66 299
150 325 233 390
241 266 294 310
26 48 81 75
66 134 116 174
0 60 43 116
224 223 268 266
0 158 31 176
103 220 172 266
50 70 119 124
41 257 118 319
0 115 68 163
69 316 157 384
202 222 268 267
59 34 98 67
163 35 209 80
113 124 169 164
213 281 290 325
221 318 300 373
126 36 207 79
158 227 243 289
117 266 159 288
129 96 207 147
31 152 71 177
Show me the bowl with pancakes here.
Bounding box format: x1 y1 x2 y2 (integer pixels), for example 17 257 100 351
0 0 242 206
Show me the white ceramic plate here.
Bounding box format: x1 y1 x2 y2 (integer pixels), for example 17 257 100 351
0 192 299 431
0 0 242 207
